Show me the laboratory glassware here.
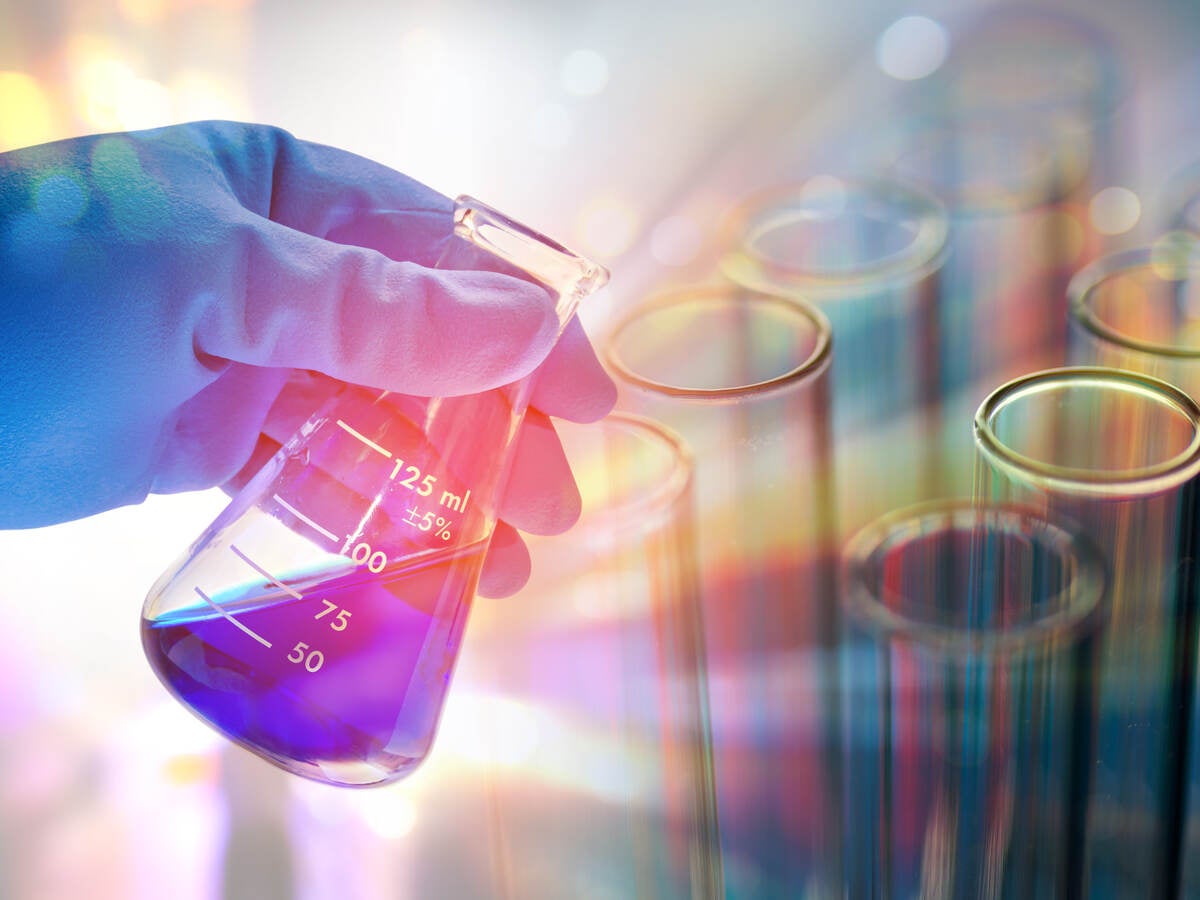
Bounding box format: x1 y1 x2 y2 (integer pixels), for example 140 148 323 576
974 366 1200 898
140 196 609 788
1067 243 1200 895
842 499 1105 899
1068 243 1200 397
604 286 839 897
720 174 953 514
458 412 721 900
887 112 1096 392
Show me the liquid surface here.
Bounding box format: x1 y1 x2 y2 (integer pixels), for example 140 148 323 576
142 542 486 786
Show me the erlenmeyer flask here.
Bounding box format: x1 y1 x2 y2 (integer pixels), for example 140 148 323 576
140 197 608 787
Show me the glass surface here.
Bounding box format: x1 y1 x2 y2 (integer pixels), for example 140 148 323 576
141 197 609 787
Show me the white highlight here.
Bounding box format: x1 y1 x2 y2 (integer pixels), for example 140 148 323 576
194 587 272 648
336 419 391 457
876 16 949 81
273 494 339 543
1089 186 1141 235
229 544 302 600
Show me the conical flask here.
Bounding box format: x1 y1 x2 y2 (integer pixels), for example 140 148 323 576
140 197 609 787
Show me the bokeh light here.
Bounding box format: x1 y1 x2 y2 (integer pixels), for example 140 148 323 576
875 16 949 81
0 71 55 151
1089 185 1141 235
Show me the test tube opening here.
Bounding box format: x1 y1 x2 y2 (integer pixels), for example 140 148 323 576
604 286 832 401
721 176 948 294
842 500 1105 660
974 367 1200 496
1069 244 1200 359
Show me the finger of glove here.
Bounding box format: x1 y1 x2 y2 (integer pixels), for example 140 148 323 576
152 363 290 494
186 121 454 265
527 315 617 423
477 521 532 599
245 375 581 537
195 218 560 397
495 409 581 536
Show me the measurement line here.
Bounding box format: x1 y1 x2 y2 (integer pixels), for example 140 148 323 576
229 544 303 600
273 494 339 543
194 587 273 648
336 419 392 458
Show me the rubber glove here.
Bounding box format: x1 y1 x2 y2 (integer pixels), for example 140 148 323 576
0 120 615 596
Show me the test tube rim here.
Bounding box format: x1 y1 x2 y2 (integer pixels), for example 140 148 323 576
566 411 695 535
603 284 832 402
719 174 949 296
841 498 1106 660
974 365 1200 497
1069 243 1200 360
882 111 1093 216
934 4 1124 122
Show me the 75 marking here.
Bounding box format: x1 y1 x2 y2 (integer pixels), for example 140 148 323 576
314 599 351 631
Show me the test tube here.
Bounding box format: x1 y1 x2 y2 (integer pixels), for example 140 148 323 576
1068 243 1200 395
458 412 720 900
913 7 1123 189
842 499 1105 899
887 112 1096 397
603 286 839 897
1067 245 1200 894
720 175 954 518
974 367 1200 898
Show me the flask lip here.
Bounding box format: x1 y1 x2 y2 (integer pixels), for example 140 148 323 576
452 195 610 311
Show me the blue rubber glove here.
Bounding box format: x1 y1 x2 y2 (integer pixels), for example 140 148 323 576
0 121 615 595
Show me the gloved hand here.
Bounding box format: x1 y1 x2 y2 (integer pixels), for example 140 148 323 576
0 120 615 596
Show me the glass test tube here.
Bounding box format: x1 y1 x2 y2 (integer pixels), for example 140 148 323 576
974 367 1200 898
1067 245 1200 895
1068 244 1200 394
842 500 1105 899
463 413 720 900
876 10 1119 407
603 287 838 897
886 112 1096 398
720 175 954 518
916 7 1123 188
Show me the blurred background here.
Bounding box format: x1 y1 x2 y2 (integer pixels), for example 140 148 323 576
3 0 1200 897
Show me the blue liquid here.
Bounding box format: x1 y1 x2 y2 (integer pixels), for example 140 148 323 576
142 543 486 786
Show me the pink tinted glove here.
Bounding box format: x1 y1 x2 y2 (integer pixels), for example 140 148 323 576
0 121 615 595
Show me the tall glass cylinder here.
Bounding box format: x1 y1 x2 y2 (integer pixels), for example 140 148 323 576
720 175 955 517
456 412 720 899
888 113 1096 396
974 367 1200 898
1068 243 1200 395
1067 244 1200 894
603 287 838 897
842 500 1105 899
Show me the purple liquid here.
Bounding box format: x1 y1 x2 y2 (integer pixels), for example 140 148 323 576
142 542 486 786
